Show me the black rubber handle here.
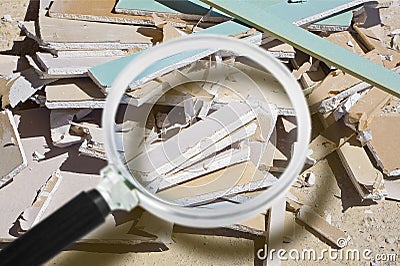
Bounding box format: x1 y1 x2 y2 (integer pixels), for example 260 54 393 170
0 189 110 266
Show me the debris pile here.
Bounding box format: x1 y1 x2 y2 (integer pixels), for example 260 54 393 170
0 0 399 263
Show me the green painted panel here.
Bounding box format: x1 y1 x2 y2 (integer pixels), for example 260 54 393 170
201 0 400 97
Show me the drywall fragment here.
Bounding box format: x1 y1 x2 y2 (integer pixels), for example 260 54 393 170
159 161 277 206
152 14 185 42
35 52 123 78
332 90 366 121
18 171 63 232
319 81 373 113
22 11 153 51
337 137 385 200
0 108 93 242
37 171 156 245
264 197 286 265
114 0 229 23
324 31 365 55
0 109 27 189
88 20 262 90
166 120 257 175
54 49 131 58
1 69 56 108
307 70 361 112
261 39 295 59
347 87 393 130
296 205 348 249
306 9 354 32
48 0 187 27
45 78 106 109
158 144 251 190
308 119 354 162
385 180 400 201
127 102 257 183
0 55 19 76
50 109 91 148
366 115 400 176
8 69 57 108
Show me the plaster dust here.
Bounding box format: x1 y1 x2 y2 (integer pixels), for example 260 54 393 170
1 1 400 266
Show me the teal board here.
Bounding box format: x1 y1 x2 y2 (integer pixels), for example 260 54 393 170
201 0 400 97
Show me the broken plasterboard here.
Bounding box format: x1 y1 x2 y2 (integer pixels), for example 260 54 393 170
22 10 153 51
48 0 188 28
0 108 84 242
0 55 19 77
34 52 124 79
158 142 252 190
45 78 106 109
126 102 257 183
114 0 229 22
157 161 276 206
337 136 385 200
36 171 159 245
347 87 400 176
385 180 400 201
0 109 27 189
0 68 57 109
50 109 91 148
17 171 63 232
88 20 262 90
308 119 354 162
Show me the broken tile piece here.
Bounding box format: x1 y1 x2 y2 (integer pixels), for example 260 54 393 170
0 109 27 189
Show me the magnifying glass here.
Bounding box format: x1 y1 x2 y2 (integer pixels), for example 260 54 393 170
0 34 311 265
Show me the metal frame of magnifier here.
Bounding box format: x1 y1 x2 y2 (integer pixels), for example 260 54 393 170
0 35 311 266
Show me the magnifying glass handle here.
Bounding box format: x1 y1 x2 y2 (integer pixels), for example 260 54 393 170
0 189 110 266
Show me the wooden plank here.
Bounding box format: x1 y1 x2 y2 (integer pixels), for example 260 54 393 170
201 0 400 97
88 20 262 89
48 0 187 27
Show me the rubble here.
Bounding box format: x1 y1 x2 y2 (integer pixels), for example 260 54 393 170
0 0 400 264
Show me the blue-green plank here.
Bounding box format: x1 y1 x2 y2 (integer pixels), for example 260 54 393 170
201 0 400 97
